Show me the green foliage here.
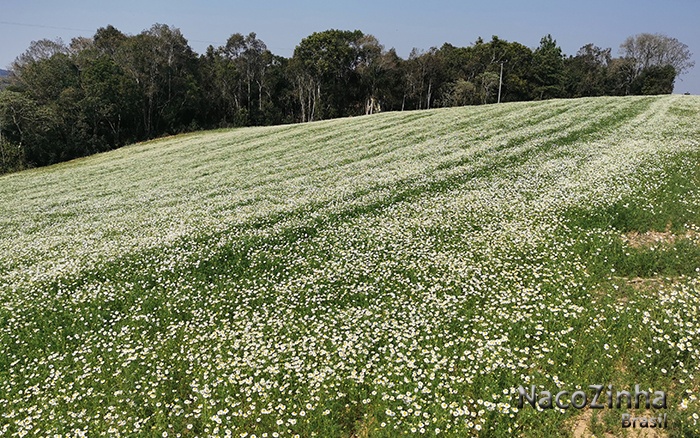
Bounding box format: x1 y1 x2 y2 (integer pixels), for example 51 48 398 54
564 44 611 97
0 137 25 173
531 34 565 99
0 25 694 174
291 29 376 120
632 65 676 95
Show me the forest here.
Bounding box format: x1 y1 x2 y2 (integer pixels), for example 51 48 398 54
0 25 692 174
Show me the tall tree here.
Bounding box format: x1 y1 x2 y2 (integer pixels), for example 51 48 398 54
354 34 384 114
564 44 612 97
404 47 442 110
6 43 82 165
93 25 128 57
199 42 244 127
291 29 368 121
11 38 68 71
604 57 637 96
488 38 534 103
620 33 694 79
531 34 564 100
0 90 61 166
631 65 676 95
238 33 275 123
116 24 199 136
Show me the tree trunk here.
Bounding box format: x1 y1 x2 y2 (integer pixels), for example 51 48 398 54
298 82 306 123
427 81 432 110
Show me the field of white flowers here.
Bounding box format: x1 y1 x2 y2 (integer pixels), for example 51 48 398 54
1 95 699 437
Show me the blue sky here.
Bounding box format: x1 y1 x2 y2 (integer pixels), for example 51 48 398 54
1 0 699 94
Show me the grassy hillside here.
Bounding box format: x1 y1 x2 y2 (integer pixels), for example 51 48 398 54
1 96 699 437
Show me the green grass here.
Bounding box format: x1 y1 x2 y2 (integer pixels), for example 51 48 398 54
564 148 700 278
1 96 699 437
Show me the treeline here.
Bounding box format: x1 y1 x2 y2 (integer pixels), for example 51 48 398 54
0 25 693 174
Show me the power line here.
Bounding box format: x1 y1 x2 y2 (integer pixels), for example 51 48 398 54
0 20 93 33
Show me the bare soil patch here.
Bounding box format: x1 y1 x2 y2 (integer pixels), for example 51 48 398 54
623 229 699 249
570 408 669 438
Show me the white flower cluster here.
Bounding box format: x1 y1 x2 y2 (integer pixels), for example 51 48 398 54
0 95 698 436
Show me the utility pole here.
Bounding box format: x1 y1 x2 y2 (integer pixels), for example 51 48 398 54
0 118 5 170
497 61 504 104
